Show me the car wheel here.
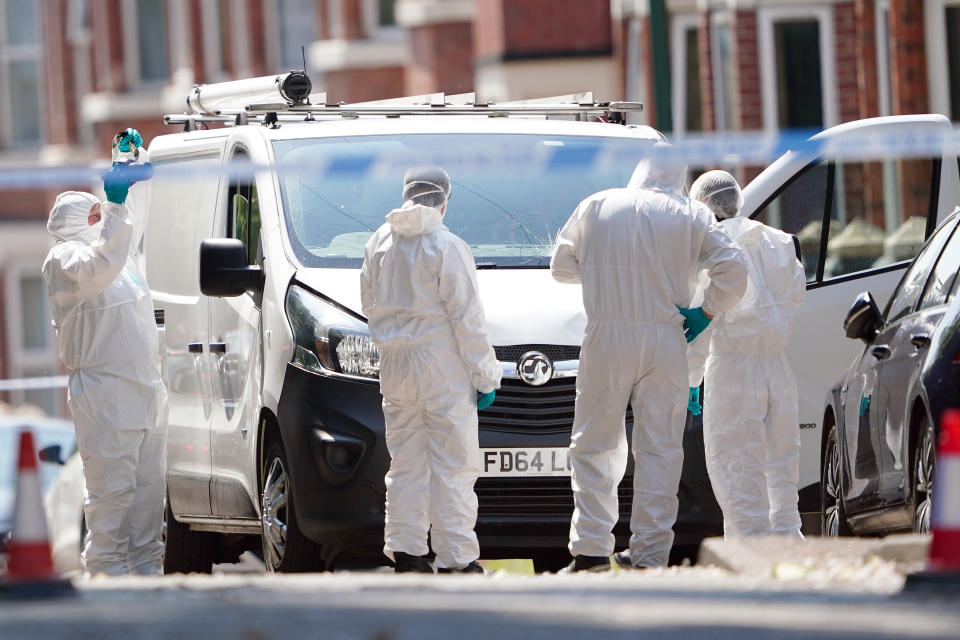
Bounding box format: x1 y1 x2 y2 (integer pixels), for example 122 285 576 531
260 436 325 573
911 416 935 534
163 497 215 574
820 424 850 537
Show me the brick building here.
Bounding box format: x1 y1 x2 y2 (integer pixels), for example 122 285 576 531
1 0 956 414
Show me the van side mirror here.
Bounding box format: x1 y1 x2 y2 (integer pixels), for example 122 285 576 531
38 444 65 465
199 238 264 297
843 291 884 343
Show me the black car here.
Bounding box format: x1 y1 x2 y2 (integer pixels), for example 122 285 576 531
821 206 960 536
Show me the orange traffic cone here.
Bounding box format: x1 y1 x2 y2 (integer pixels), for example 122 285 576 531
906 409 960 591
0 429 73 599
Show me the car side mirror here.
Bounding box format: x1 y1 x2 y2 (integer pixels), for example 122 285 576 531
199 238 264 297
843 291 884 343
38 444 65 465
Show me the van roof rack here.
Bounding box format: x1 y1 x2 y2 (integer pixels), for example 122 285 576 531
165 75 643 131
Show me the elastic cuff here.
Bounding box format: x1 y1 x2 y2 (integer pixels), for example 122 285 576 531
100 201 129 217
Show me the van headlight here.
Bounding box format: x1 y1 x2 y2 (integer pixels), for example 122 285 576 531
285 284 380 379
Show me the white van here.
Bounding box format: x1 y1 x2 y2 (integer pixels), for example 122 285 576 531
145 76 959 571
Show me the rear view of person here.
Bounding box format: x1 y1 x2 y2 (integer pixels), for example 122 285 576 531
551 148 747 572
687 170 806 538
41 129 166 576
360 167 501 573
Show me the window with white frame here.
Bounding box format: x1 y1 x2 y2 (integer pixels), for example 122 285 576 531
363 0 400 38
123 0 169 86
670 14 702 135
759 6 837 132
0 0 43 147
925 1 960 124
710 13 735 131
5 268 61 416
201 0 233 81
273 0 317 71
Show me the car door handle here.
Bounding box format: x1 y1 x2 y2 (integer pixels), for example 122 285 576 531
871 345 892 360
209 343 227 354
910 334 931 349
187 343 203 354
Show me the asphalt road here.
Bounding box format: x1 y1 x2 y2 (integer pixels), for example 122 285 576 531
2 565 959 639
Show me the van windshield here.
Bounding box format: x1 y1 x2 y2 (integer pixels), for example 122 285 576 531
273 133 654 268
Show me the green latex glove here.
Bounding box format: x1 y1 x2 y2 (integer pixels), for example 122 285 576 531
477 389 496 410
102 165 130 204
688 387 702 416
117 127 143 152
677 306 712 343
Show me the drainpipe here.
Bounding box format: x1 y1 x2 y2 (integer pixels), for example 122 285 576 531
649 0 672 132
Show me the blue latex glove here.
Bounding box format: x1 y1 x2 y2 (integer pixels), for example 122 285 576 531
117 127 143 152
477 389 496 410
688 387 702 416
677 306 712 343
102 165 130 204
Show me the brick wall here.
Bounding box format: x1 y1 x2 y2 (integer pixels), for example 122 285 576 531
324 67 405 103
889 0 927 115
855 0 879 119
90 0 126 92
406 22 474 95
732 10 761 131
475 0 611 61
834 2 860 124
40 0 78 147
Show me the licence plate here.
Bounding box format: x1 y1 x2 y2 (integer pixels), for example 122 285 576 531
480 447 571 477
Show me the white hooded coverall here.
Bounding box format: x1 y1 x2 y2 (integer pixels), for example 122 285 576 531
551 160 747 567
360 202 501 569
688 216 806 537
41 175 167 576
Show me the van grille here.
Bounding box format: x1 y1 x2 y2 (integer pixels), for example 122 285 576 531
479 377 633 433
494 344 581 363
475 476 633 518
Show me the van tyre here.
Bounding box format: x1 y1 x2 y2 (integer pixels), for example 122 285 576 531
910 416 935 534
260 436 325 572
820 424 850 537
163 499 215 574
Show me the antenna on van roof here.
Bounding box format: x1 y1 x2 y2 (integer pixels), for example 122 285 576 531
301 45 306 73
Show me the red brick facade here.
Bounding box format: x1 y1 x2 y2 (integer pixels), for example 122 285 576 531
407 22 475 96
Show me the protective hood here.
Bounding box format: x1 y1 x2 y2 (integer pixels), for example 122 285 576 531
626 151 688 195
385 201 445 236
46 191 102 245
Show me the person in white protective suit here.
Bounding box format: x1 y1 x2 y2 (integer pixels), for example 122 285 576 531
551 146 747 572
42 129 167 576
360 166 501 574
687 170 806 538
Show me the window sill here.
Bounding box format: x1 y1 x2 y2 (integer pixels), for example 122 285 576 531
395 0 474 27
309 38 409 72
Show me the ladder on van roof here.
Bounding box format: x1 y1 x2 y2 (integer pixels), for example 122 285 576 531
163 71 643 131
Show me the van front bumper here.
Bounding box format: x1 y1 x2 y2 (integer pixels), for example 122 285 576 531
276 364 721 564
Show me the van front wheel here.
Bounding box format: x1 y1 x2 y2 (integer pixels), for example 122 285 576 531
260 437 325 572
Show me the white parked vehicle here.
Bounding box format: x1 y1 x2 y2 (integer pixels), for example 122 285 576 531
740 114 960 525
146 74 960 571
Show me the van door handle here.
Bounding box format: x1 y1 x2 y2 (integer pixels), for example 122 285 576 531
209 343 227 354
910 334 931 349
871 345 892 360
188 343 203 353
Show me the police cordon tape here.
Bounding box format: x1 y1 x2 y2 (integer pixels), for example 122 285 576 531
0 376 68 392
1 127 959 190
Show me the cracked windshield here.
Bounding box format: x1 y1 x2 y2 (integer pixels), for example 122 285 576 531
274 134 655 268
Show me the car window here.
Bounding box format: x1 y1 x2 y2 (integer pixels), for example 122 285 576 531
227 152 261 265
919 217 960 309
753 161 829 282
823 158 934 281
885 216 956 323
273 134 657 268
